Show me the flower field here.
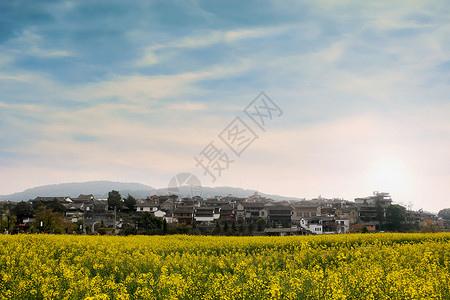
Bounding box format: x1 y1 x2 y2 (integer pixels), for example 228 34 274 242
0 233 449 299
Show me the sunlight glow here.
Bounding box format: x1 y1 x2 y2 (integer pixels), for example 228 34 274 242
365 156 413 194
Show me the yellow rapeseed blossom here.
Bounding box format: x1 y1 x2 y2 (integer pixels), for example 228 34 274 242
0 233 448 299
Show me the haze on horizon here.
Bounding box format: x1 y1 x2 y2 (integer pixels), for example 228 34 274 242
0 1 449 212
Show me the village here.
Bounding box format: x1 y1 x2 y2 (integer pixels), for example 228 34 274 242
1 191 447 236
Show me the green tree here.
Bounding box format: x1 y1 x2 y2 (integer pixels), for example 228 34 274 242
212 221 221 235
123 194 136 211
48 198 67 213
34 207 75 234
32 199 44 212
163 219 167 235
108 190 123 211
12 201 33 223
137 212 163 235
385 205 405 232
375 198 384 229
231 220 237 232
438 208 450 220
248 222 254 235
223 220 229 232
257 218 266 231
361 225 369 233
239 224 245 234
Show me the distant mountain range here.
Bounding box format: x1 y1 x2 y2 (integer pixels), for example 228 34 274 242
0 181 302 202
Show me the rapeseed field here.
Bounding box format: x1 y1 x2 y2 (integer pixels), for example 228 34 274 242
0 233 448 299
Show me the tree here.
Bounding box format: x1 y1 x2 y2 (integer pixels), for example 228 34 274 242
108 190 123 211
32 199 44 212
257 218 266 231
34 207 75 234
123 194 136 211
212 221 221 235
438 208 450 220
231 220 237 232
248 222 254 235
223 220 229 232
239 224 245 234
163 219 167 235
385 205 405 232
361 225 369 233
12 201 33 223
48 198 67 213
137 212 163 235
375 198 384 229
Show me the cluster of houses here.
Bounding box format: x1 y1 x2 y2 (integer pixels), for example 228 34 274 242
21 191 446 235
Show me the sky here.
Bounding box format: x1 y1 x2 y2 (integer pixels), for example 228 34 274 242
0 0 449 212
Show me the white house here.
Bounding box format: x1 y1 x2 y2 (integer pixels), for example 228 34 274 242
135 199 159 213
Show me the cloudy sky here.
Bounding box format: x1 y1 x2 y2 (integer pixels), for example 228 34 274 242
1 0 449 212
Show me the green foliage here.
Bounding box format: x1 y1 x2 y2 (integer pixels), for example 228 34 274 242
231 220 236 231
48 198 67 213
212 221 221 235
136 212 163 235
33 207 75 234
108 190 123 211
256 218 266 231
223 220 229 232
12 201 33 222
438 208 450 220
123 194 136 211
385 205 406 232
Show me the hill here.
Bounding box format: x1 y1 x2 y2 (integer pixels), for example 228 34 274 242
0 181 302 202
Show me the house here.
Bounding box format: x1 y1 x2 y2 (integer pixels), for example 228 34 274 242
355 192 392 207
237 202 265 221
72 194 95 203
83 200 116 230
291 203 321 223
219 205 235 220
65 203 85 222
260 205 292 225
335 219 350 233
160 199 175 213
135 199 159 213
173 206 194 224
30 196 72 208
194 207 219 224
334 207 359 222
300 218 323 234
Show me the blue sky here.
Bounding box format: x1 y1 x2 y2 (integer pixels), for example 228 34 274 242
0 0 449 212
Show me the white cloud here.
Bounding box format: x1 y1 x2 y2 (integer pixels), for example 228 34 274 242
7 29 72 58
136 26 289 66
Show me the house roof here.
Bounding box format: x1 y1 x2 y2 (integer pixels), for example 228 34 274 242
135 199 159 207
72 194 94 202
264 228 300 233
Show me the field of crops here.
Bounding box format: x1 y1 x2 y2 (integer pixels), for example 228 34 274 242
0 233 449 299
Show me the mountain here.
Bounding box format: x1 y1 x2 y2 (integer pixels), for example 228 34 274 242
0 181 302 202
0 181 155 202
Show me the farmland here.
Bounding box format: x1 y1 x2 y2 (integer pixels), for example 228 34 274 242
0 233 449 299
